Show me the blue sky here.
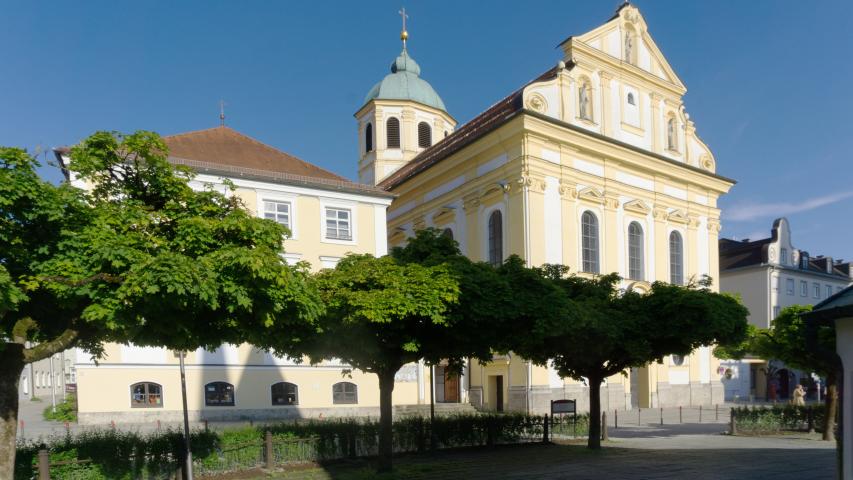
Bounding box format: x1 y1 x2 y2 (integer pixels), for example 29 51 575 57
2 1 852 260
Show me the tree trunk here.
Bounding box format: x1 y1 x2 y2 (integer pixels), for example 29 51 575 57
587 374 602 450
0 344 25 480
377 369 396 473
823 370 838 442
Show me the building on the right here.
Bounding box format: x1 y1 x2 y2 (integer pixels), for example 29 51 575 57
719 217 853 401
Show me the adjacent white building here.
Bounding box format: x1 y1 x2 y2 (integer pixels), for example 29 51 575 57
719 217 853 401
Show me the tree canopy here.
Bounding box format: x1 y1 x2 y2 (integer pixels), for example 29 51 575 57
0 132 320 478
513 268 749 449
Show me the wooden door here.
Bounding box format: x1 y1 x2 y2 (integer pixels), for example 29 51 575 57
444 370 459 403
495 376 504 412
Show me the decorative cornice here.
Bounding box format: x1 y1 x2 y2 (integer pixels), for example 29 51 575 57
687 214 701 229
431 206 456 226
463 192 480 212
652 206 669 221
707 218 722 233
604 194 620 210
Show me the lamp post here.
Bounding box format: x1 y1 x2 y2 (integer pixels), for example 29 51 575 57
178 351 194 480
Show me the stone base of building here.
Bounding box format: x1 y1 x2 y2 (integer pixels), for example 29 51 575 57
78 406 383 425
654 381 724 407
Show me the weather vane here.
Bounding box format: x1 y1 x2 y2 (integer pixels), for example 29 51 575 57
399 7 409 49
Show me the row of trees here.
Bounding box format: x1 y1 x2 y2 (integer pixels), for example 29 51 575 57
715 305 840 441
0 131 749 476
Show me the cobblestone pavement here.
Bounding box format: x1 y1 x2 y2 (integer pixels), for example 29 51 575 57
269 428 835 480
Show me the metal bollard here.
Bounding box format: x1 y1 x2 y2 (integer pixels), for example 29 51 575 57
38 449 50 480
660 407 663 425
638 407 642 426
204 419 209 431
679 406 683 424
730 408 737 435
264 430 274 469
614 409 618 429
699 405 703 423
716 404 719 421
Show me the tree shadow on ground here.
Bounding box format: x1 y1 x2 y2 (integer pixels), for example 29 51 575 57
258 441 835 480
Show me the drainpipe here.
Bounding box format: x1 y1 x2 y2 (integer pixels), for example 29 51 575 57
526 360 533 414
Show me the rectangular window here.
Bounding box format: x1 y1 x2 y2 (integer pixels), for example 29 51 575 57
800 280 808 297
813 283 820 299
324 207 352 241
780 248 788 265
773 306 780 319
826 285 834 299
263 200 291 230
786 278 795 296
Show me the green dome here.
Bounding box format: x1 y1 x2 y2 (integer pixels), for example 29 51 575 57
363 49 447 112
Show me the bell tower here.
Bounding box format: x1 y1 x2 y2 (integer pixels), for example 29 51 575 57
355 10 456 186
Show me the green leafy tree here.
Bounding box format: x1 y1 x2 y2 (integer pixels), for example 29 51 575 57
715 305 839 441
515 269 749 449
305 253 460 473
0 132 320 478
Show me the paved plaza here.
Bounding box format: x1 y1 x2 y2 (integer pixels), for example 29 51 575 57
269 424 835 480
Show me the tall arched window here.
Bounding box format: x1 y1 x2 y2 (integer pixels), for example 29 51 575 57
333 382 358 404
386 117 400 149
204 381 235 406
488 210 503 267
581 211 600 273
666 117 677 151
579 81 593 121
628 222 645 280
669 231 684 285
365 123 373 152
131 382 163 408
442 227 454 240
271 382 298 406
418 122 432 148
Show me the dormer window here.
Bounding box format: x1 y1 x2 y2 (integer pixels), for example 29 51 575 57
780 248 788 265
386 117 401 149
801 254 810 269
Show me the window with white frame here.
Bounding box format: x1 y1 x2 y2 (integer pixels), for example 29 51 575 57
786 278 795 296
628 222 644 281
813 282 820 298
581 211 600 274
263 200 291 230
669 231 683 285
780 248 788 265
773 306 780 319
324 207 352 241
800 280 808 297
826 285 833 299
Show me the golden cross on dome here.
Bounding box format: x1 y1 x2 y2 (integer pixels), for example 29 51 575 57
399 7 409 48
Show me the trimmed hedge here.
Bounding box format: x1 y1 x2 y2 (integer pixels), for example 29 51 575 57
732 404 826 435
16 412 587 479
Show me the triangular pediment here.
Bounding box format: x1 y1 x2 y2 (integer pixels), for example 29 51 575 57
431 206 456 226
567 4 685 90
667 209 690 225
578 186 606 204
623 199 651 215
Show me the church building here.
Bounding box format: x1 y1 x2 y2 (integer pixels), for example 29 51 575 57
362 3 736 410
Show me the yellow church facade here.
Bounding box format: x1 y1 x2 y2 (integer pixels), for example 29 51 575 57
368 4 735 410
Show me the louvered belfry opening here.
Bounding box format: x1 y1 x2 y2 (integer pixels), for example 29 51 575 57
386 117 401 148
418 121 432 148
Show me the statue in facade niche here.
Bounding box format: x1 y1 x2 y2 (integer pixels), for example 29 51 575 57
579 84 591 120
624 33 633 63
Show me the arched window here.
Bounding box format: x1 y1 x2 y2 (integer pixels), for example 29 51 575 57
386 117 400 149
579 81 593 121
205 381 235 406
131 382 163 408
628 222 645 280
671 355 685 366
581 211 600 273
365 123 373 152
627 92 635 106
333 382 358 404
669 231 684 285
666 117 677 151
442 227 454 240
418 122 432 148
488 210 503 267
271 382 298 406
